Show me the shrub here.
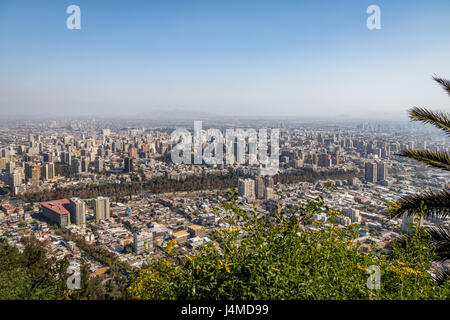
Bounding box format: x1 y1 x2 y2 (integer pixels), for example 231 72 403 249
128 189 450 300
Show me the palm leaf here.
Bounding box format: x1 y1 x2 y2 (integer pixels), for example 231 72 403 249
426 224 450 260
408 107 450 137
398 149 450 171
389 190 450 219
431 267 450 285
433 76 450 97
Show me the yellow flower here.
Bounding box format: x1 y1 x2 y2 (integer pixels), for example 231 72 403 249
386 264 421 277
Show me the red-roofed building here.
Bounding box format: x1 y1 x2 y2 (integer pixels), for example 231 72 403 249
41 199 71 227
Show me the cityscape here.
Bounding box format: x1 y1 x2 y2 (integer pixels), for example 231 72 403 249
0 0 449 307
0 117 449 298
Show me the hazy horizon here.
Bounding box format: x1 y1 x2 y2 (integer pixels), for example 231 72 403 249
1 0 450 118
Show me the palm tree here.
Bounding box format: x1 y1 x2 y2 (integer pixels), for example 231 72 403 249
389 77 450 282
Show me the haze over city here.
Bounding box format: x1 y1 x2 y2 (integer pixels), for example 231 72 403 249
1 0 450 119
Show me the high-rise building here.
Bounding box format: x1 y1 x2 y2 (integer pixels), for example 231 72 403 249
95 196 110 221
43 153 53 163
25 163 41 186
94 157 103 173
343 208 361 223
8 172 21 191
255 176 265 199
124 157 134 173
133 231 153 254
6 162 15 174
238 178 255 200
364 162 377 183
69 197 86 226
71 158 82 174
318 153 332 167
41 162 55 180
377 161 388 181
81 158 89 173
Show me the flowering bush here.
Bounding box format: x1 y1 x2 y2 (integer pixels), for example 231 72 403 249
128 189 450 300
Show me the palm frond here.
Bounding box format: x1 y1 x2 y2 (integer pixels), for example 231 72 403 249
408 107 450 137
426 224 450 260
433 76 450 97
431 266 450 285
398 149 450 171
389 190 450 219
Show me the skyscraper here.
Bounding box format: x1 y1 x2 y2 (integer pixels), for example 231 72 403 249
81 158 89 173
6 162 15 174
255 176 265 199
94 157 103 173
364 162 377 183
95 196 110 221
124 157 133 173
69 197 86 226
377 161 388 181
41 162 55 180
238 178 255 200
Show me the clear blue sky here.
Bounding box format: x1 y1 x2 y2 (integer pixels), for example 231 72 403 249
1 0 450 118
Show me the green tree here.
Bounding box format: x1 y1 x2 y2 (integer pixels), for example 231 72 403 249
0 238 69 300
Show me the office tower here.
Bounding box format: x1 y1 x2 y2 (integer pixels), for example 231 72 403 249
255 176 265 199
31 165 41 186
8 172 21 191
25 163 41 185
94 157 103 173
377 161 388 181
238 178 255 200
6 162 15 174
69 197 86 226
124 157 134 173
71 158 82 174
24 163 33 181
81 157 89 172
41 162 55 180
364 162 377 183
64 152 72 166
43 153 53 163
95 196 110 221
318 153 332 167
133 231 153 254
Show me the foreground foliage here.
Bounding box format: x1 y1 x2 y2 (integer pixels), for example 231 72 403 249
128 190 450 300
0 238 68 300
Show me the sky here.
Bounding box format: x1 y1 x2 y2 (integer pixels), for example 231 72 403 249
1 0 450 119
